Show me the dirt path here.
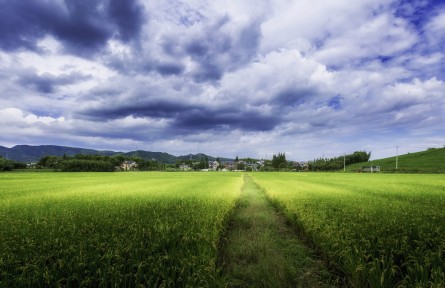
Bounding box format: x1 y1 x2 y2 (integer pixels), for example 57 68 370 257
219 174 338 287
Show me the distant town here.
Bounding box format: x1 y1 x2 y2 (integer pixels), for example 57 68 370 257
1 145 374 172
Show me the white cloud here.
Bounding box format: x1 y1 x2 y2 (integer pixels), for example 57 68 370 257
260 0 392 53
425 10 445 36
0 108 64 125
313 12 417 67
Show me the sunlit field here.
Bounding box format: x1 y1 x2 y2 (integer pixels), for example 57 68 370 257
251 173 445 287
0 172 242 287
1 172 444 287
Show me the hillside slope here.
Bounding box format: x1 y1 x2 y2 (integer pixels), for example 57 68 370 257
346 147 445 173
0 145 116 163
0 145 233 164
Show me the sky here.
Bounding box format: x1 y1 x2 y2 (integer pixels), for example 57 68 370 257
0 0 444 161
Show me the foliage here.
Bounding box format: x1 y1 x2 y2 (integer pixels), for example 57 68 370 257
0 172 243 287
272 153 287 169
236 162 245 170
37 154 163 172
0 156 27 171
0 157 14 171
37 155 62 169
61 159 115 172
309 151 371 171
251 173 445 287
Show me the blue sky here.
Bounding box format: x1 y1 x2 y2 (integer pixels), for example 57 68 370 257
0 0 444 160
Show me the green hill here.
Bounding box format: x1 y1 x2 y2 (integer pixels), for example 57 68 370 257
0 145 116 163
121 150 178 164
0 145 233 164
346 147 445 173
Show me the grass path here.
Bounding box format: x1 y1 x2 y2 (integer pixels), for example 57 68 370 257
219 174 338 287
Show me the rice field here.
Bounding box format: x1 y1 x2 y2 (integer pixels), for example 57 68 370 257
251 173 445 287
0 172 242 287
1 171 444 287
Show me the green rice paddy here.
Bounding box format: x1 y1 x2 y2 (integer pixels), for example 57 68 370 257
251 173 445 287
1 172 444 287
0 172 242 287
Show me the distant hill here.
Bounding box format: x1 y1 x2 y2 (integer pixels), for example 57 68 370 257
176 153 233 162
0 145 116 163
119 150 177 164
0 145 233 164
346 147 445 173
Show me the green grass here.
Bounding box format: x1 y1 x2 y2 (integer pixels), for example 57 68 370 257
251 172 445 287
220 175 336 287
347 147 445 173
0 172 243 287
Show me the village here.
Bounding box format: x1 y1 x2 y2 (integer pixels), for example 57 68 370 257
119 158 311 172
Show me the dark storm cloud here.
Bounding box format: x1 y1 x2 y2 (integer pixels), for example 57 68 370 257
160 15 262 83
185 42 210 57
107 0 145 42
183 33 230 82
18 71 91 94
173 109 280 132
273 88 317 107
80 100 197 120
0 0 145 55
155 63 185 76
80 94 281 132
191 63 224 83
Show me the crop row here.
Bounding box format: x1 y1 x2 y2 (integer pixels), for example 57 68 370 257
251 173 445 287
0 172 243 287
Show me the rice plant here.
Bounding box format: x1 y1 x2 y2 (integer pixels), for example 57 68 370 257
251 173 445 287
0 172 242 287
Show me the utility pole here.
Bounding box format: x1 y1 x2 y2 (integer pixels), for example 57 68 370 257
396 145 398 170
343 154 346 172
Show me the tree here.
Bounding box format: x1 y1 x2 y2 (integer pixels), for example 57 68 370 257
61 159 115 172
272 153 287 169
0 157 14 171
236 162 245 170
308 150 372 171
37 155 61 169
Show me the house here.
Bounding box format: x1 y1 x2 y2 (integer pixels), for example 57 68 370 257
121 160 138 171
245 162 260 171
209 161 219 171
293 161 309 171
362 166 380 172
179 163 191 171
224 161 236 171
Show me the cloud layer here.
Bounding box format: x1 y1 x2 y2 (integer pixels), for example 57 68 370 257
1 0 444 160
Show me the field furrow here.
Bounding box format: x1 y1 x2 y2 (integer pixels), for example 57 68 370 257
220 175 337 287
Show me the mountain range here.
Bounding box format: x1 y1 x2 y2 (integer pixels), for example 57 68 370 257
0 145 233 164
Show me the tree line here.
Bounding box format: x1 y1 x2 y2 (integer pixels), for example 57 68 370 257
37 154 164 172
0 156 27 171
308 151 371 171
